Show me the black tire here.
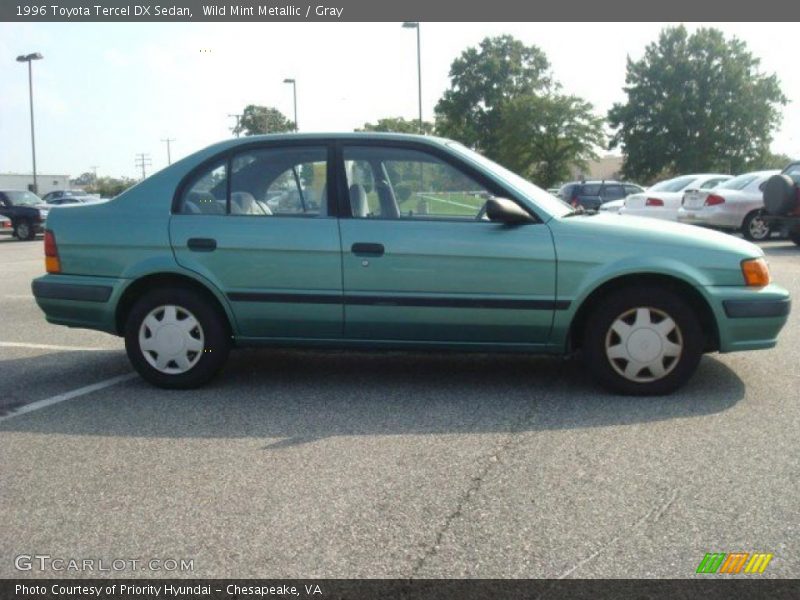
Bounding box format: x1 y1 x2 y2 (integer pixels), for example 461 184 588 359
14 219 36 241
741 210 771 242
582 287 704 395
763 174 796 216
790 230 800 247
124 286 231 389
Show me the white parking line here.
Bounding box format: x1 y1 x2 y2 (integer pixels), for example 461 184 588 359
0 341 112 352
0 373 137 423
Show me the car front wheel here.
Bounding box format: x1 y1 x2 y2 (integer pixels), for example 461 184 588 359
583 287 704 395
124 287 231 389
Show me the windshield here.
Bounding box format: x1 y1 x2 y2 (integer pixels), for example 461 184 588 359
447 143 572 218
649 176 698 193
6 191 43 206
716 174 758 191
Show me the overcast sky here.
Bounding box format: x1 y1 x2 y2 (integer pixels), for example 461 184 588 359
1 22 798 180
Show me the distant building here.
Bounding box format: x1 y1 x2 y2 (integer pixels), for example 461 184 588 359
0 173 71 195
570 155 624 181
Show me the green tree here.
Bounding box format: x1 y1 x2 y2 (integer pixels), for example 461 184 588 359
434 35 552 156
357 116 435 135
608 26 786 181
86 176 136 198
748 151 793 171
71 171 95 186
495 94 606 188
233 105 294 136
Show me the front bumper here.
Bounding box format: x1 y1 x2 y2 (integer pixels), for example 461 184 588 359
32 274 128 334
705 284 791 352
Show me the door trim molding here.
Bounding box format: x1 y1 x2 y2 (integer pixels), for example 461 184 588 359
228 291 569 311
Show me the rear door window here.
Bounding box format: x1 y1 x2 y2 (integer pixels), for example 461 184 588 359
601 185 625 200
178 161 228 215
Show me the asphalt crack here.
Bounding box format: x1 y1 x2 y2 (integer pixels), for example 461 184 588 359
408 368 567 578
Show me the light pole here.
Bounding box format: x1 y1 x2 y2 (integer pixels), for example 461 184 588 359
161 137 175 165
283 78 298 132
402 22 423 134
16 52 43 193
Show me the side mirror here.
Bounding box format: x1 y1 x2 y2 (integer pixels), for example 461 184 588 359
486 197 536 225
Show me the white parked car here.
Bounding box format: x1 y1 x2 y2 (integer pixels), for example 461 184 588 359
599 198 626 213
621 173 732 221
677 170 780 241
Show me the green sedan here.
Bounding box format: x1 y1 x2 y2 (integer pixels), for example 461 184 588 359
32 134 790 394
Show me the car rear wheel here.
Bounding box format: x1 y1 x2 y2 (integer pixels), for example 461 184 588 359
742 210 771 242
124 287 231 389
790 230 800 247
14 220 35 241
583 287 704 395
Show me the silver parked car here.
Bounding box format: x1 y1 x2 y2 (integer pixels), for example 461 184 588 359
677 170 780 241
621 173 732 221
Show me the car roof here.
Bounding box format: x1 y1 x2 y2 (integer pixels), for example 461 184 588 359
561 180 637 186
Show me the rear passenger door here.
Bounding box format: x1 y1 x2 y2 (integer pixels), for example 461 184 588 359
170 143 343 339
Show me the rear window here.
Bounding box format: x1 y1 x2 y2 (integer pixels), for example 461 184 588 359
5 191 43 206
649 176 697 193
716 174 757 191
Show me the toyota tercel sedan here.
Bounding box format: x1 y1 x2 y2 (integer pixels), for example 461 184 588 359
32 134 790 395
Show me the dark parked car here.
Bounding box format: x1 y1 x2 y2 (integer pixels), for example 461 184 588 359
762 161 800 246
0 190 48 240
41 190 92 204
558 180 644 211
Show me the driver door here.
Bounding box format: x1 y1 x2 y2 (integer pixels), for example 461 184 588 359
338 143 557 345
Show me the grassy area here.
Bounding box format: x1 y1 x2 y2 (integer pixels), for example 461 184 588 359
400 192 485 217
362 190 487 218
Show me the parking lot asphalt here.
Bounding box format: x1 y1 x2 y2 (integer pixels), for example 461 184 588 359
1 236 798 579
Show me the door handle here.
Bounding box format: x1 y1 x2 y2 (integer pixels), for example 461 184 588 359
351 243 384 257
187 238 217 252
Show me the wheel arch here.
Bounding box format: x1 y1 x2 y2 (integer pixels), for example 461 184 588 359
567 273 720 353
115 271 236 338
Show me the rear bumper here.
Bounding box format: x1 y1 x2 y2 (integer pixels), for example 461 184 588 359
32 274 127 334
677 207 738 230
706 284 791 352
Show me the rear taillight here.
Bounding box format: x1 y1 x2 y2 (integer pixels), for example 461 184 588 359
44 230 61 274
645 197 664 207
571 197 579 207
705 194 725 206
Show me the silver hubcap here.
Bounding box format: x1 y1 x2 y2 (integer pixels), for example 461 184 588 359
749 217 769 240
139 305 204 374
18 223 29 238
605 307 683 383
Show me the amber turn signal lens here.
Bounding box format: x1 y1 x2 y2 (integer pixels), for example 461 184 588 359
45 255 61 273
741 257 770 287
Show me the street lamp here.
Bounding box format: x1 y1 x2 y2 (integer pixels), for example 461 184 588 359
283 78 298 132
16 52 43 193
402 22 423 134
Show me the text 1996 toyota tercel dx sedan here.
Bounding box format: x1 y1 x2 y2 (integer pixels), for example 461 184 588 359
33 134 790 394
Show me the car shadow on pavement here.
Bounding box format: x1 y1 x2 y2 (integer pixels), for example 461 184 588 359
0 349 746 444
